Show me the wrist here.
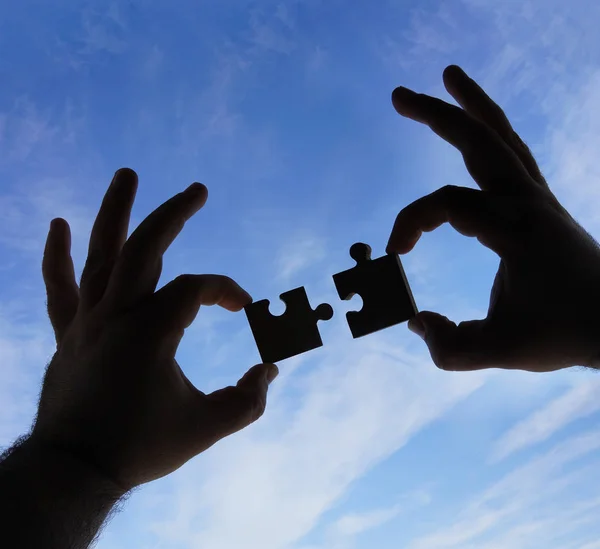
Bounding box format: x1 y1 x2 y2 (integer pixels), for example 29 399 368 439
0 435 127 547
0 437 125 549
5 435 128 499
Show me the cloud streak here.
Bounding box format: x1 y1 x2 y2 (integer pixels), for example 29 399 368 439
490 379 600 463
408 429 600 549
148 332 484 549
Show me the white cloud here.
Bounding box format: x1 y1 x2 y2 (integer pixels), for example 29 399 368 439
298 492 431 549
276 234 327 283
147 331 484 549
490 378 600 463
0 309 54 446
327 489 431 541
0 175 93 263
407 430 600 549
249 12 295 55
79 4 127 56
0 98 61 163
331 505 403 537
451 1 600 234
545 70 600 229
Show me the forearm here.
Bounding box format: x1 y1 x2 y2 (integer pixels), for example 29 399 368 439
0 436 126 549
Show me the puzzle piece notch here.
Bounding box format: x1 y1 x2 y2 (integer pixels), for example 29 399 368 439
333 242 417 338
245 286 333 364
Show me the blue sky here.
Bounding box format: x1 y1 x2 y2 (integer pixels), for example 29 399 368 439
2 0 600 548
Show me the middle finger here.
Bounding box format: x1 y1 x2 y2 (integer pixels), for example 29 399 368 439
391 86 539 196
80 168 138 308
442 65 547 186
102 182 208 311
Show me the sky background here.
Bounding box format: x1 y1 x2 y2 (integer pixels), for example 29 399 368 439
1 0 600 548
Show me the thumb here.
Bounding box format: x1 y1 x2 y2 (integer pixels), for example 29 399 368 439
409 311 504 371
204 363 279 440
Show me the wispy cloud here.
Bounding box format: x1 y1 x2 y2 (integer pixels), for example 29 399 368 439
330 505 404 537
79 3 127 56
490 379 600 463
327 488 432 543
249 7 296 55
0 308 54 446
545 70 600 229
149 332 483 549
0 174 93 261
408 430 600 549
276 233 327 283
0 98 61 163
297 493 431 549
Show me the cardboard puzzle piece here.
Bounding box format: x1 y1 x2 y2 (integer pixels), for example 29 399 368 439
333 243 417 338
245 286 333 363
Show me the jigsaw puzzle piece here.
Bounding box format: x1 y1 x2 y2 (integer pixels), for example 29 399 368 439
333 243 417 338
245 286 333 363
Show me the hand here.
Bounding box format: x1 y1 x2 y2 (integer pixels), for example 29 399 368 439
387 65 600 372
33 168 277 491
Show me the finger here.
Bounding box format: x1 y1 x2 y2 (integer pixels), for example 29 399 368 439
103 182 208 310
202 363 278 443
147 274 252 347
387 186 515 256
442 65 547 186
42 218 79 343
391 86 537 195
80 168 138 308
408 311 506 371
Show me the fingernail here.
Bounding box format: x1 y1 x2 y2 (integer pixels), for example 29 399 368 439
392 86 417 104
112 168 138 188
110 168 138 197
50 218 65 233
185 182 206 195
444 65 466 79
241 290 253 306
114 167 137 179
265 364 279 384
408 317 426 339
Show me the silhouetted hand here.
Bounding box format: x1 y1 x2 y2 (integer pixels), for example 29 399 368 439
388 65 600 372
34 168 277 491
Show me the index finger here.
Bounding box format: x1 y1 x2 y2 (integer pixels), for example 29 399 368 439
391 86 538 196
143 274 252 356
387 185 515 256
103 182 208 311
150 274 252 334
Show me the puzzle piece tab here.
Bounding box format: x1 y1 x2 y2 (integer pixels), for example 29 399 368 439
333 243 417 338
245 286 333 363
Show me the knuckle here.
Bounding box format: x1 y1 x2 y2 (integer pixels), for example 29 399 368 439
249 391 267 422
438 184 460 196
174 273 197 287
510 130 529 151
237 381 268 423
430 347 453 371
83 249 106 272
507 198 546 235
436 185 462 205
81 250 116 284
219 275 235 288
